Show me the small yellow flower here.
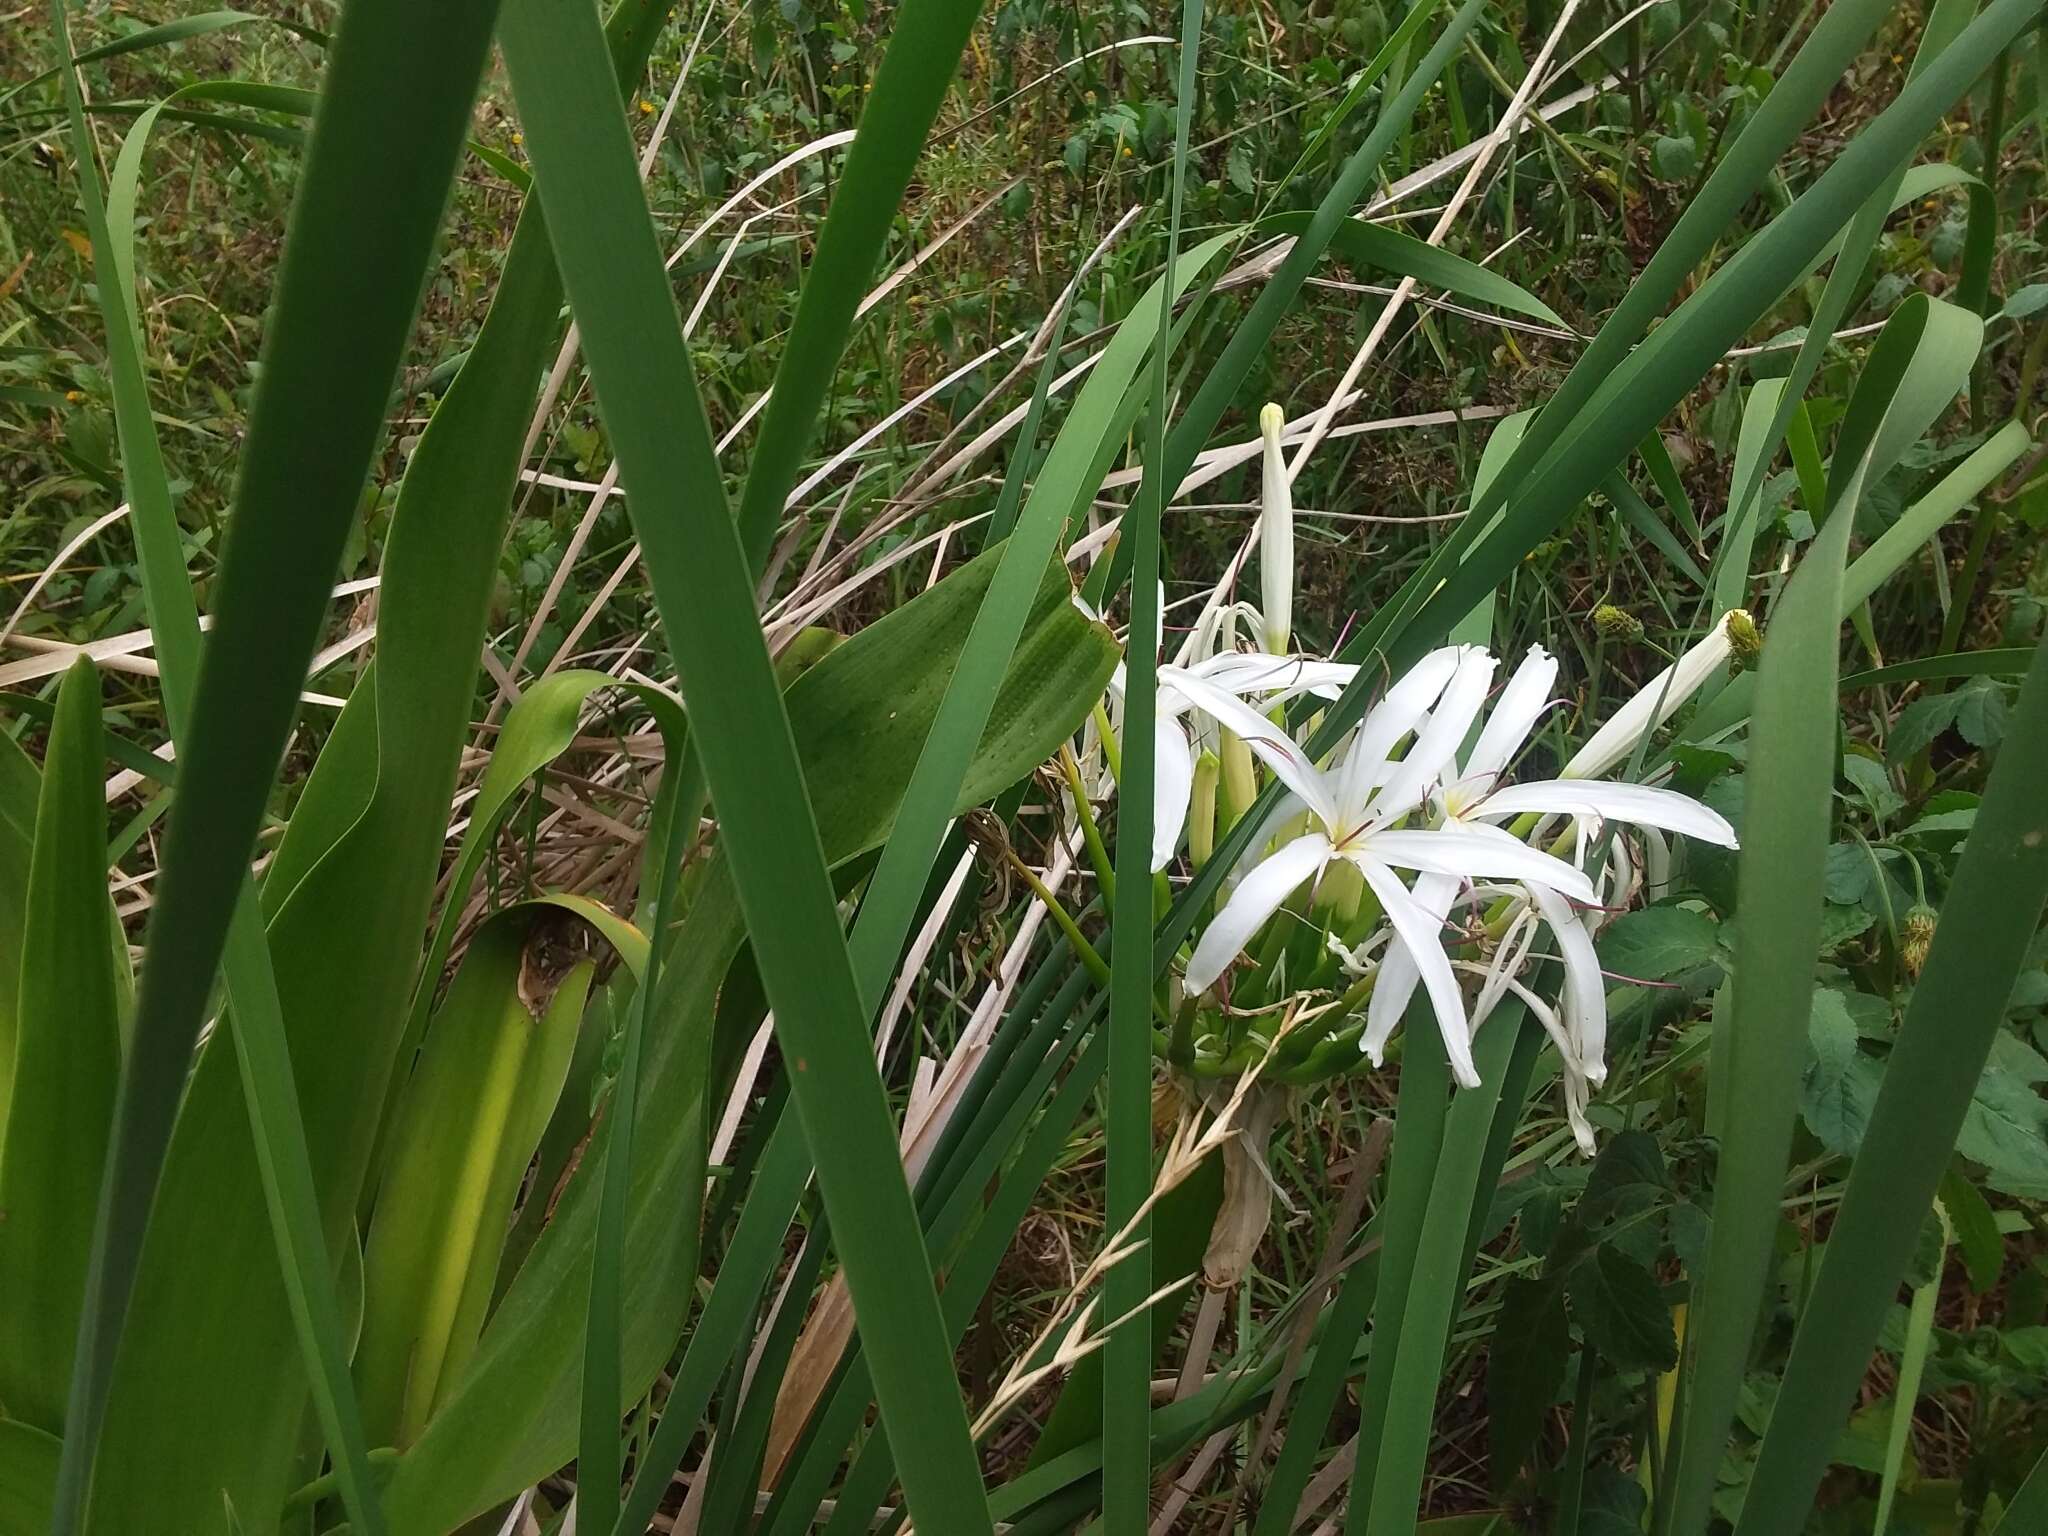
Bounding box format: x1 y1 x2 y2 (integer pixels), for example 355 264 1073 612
1121 144 1133 158
639 99 656 114
64 389 84 403
512 131 524 145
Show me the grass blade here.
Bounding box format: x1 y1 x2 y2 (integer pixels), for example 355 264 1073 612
497 1 993 1526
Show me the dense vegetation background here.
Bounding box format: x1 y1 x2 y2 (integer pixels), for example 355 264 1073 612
1 1 2045 1531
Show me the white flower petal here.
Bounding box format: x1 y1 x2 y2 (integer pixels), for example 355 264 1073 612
1151 713 1195 873
1461 645 1559 789
1563 616 1737 779
1499 972 1598 1155
1353 856 1479 1089
1190 652 1359 703
1184 833 1333 994
1373 648 1499 822
1361 824 1598 905
1161 666 1342 831
1524 880 1610 1084
1475 779 1738 848
1360 870 1460 1067
1332 645 1464 825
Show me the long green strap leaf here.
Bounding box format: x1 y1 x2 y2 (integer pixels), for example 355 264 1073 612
0 660 118 1435
496 1 992 1528
1360 1011 1522 1535
1731 638 2048 1532
1666 295 1983 1536
1103 3 1203 1521
49 2 498 1529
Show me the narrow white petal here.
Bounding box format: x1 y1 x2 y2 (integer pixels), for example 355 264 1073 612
1525 880 1610 1083
1475 779 1738 848
1360 870 1460 1066
1161 667 1342 831
1184 834 1333 994
1563 617 1736 779
1151 713 1195 873
1462 645 1559 788
1498 971 1599 1154
1332 646 1464 823
1361 824 1598 905
1373 648 1499 822
1191 653 1359 703
1228 790 1307 888
1353 856 1479 1088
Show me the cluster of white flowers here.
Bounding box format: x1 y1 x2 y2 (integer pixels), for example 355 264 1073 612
1105 402 1745 1152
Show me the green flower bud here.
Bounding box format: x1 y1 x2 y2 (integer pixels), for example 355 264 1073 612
1593 604 1644 643
1725 608 1762 674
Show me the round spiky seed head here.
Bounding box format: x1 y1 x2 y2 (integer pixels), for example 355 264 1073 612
1725 608 1762 673
1902 905 1937 978
1593 604 1644 643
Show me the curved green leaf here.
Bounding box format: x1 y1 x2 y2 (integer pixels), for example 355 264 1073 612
0 660 118 1434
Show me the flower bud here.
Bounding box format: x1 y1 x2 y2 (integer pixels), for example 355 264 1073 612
1725 608 1762 674
1258 403 1293 655
1902 905 1936 978
1593 604 1644 643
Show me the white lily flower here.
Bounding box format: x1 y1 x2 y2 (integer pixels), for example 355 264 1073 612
1175 648 1598 1088
1358 645 1736 1088
1431 646 1741 848
1116 651 1361 873
1562 610 1753 780
1258 403 1294 655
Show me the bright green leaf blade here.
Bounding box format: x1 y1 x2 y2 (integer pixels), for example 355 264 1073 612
52 2 502 1529
494 3 996 1523
1667 296 1983 1536
0 660 118 1434
1732 634 2048 1535
1260 211 1567 326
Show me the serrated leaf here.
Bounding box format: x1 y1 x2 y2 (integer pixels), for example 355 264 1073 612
1598 906 1723 983
1957 1070 2048 1182
1583 1129 1672 1223
1936 1167 2003 1293
1569 1244 1679 1372
1818 904 1878 953
1802 992 1884 1157
1888 691 1966 762
1953 678 2010 748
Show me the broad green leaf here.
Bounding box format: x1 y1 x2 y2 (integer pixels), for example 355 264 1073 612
357 911 610 1448
1957 1070 2048 1182
1569 1246 1679 1374
1597 906 1723 983
0 660 118 1434
0 1421 57 1536
383 541 1114 1532
1801 995 1883 1157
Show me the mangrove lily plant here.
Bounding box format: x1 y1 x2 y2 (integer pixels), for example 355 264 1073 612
1090 406 1744 1140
